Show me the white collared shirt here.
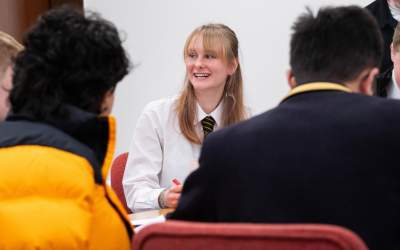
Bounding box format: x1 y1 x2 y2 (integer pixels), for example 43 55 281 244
388 1 400 22
123 94 255 213
387 69 400 100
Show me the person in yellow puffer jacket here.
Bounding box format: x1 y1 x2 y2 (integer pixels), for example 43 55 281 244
0 6 133 249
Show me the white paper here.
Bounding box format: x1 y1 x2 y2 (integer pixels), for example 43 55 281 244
132 215 166 233
189 159 199 174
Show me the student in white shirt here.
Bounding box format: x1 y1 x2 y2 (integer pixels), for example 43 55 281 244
123 23 255 213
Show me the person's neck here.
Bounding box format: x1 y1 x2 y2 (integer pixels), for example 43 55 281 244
195 87 224 114
389 0 400 9
342 83 360 93
343 80 371 95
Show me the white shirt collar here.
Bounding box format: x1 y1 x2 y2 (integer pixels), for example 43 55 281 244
388 69 400 100
194 99 224 126
388 1 400 22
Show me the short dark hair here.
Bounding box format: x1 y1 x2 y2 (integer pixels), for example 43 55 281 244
9 7 130 118
290 6 383 84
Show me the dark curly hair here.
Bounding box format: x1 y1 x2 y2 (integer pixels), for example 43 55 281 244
9 7 130 118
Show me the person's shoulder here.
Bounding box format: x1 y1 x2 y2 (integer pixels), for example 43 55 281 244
207 107 275 144
371 95 400 109
200 111 274 165
350 93 400 118
142 94 179 115
365 0 380 11
148 94 178 107
365 0 381 13
0 120 100 174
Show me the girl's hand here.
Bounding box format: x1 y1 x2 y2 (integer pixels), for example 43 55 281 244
163 185 183 208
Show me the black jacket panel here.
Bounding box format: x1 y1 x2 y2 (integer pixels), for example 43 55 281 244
366 0 398 73
0 120 103 183
375 65 393 97
0 105 110 184
169 89 400 250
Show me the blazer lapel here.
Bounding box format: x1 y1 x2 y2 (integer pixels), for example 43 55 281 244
376 78 391 98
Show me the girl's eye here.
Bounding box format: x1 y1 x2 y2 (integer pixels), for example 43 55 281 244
189 54 197 58
206 55 214 59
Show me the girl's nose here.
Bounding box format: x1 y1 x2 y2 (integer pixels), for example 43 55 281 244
194 57 205 68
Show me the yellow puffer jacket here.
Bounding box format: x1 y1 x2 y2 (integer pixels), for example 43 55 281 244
0 106 133 249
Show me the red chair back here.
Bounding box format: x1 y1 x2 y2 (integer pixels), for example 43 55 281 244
111 152 132 214
133 221 369 250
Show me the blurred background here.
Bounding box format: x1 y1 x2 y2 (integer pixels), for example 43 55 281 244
0 0 373 158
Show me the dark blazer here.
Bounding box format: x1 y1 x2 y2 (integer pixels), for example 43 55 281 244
375 66 393 97
366 0 398 73
168 84 400 250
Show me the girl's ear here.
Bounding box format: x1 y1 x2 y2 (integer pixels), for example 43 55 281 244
229 58 239 75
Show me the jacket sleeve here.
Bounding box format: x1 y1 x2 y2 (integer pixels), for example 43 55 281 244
123 103 165 213
167 136 217 222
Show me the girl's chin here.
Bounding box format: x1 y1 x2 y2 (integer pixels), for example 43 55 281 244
191 82 212 90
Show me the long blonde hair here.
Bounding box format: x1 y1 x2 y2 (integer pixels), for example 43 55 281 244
175 23 247 145
0 31 23 72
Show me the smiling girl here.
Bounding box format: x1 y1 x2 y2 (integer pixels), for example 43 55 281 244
123 24 255 213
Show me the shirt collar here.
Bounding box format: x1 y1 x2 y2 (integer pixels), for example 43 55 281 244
281 82 351 103
392 68 396 86
195 99 224 126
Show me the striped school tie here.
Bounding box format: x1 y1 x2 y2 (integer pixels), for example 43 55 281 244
201 116 215 137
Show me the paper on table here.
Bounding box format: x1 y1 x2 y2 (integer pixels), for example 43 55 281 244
132 215 166 233
189 159 199 174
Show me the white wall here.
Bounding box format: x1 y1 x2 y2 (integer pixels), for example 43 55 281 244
84 0 373 159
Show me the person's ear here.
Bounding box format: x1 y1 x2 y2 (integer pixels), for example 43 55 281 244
360 67 379 96
391 43 395 62
229 58 239 75
286 69 297 89
98 89 115 117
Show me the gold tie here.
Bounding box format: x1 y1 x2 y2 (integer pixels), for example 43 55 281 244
201 116 215 137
